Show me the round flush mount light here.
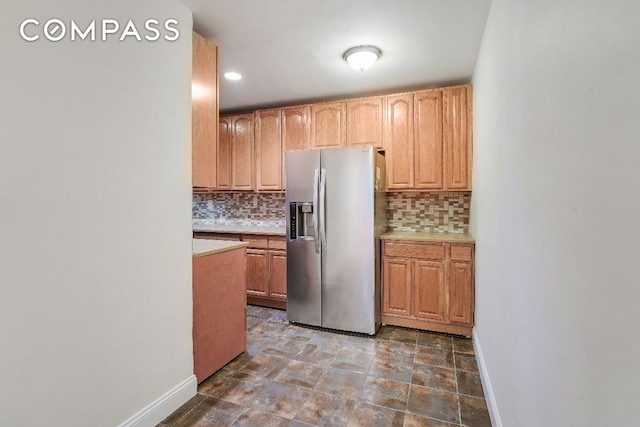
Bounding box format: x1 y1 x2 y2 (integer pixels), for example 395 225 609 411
224 71 242 81
343 45 381 72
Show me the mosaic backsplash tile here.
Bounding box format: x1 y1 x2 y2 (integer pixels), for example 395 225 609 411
193 191 470 233
387 192 470 233
193 192 285 223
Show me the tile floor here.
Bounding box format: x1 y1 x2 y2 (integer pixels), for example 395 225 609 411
159 306 491 427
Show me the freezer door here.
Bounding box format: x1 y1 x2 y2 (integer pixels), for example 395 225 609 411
285 149 322 327
320 146 377 334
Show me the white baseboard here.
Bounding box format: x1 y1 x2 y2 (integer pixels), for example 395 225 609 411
472 330 502 427
118 375 197 427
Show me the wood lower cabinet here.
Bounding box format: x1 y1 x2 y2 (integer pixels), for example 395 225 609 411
382 239 474 337
246 249 268 297
244 234 286 309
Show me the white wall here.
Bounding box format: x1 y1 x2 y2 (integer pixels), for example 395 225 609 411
471 0 640 425
0 1 194 426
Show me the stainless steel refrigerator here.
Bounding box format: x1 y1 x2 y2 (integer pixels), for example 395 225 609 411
285 146 387 335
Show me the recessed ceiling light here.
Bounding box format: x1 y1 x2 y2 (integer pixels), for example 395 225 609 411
343 45 382 72
224 72 242 81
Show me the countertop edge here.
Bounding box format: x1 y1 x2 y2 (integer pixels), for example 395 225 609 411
193 227 286 236
380 231 475 244
192 240 249 258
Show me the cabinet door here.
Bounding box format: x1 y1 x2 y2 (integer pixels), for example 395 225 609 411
383 257 412 316
384 94 414 189
414 90 443 189
448 260 473 325
192 32 218 188
217 116 232 189
346 97 383 148
443 86 471 190
413 260 446 322
310 102 346 148
282 106 310 152
231 114 254 190
282 105 310 189
246 249 268 297
255 109 282 190
269 251 287 300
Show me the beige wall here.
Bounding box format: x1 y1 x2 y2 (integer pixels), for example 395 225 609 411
0 1 194 425
470 0 640 425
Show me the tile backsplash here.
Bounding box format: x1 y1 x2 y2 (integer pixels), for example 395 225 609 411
193 192 285 222
387 192 470 233
193 191 470 233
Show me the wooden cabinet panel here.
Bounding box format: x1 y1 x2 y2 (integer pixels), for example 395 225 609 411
217 117 232 189
243 235 269 249
414 260 445 321
346 97 384 148
382 239 474 337
385 94 414 189
246 249 268 297
384 242 445 260
269 251 287 300
268 236 286 250
193 232 241 241
282 106 310 152
255 109 282 190
448 260 473 326
414 90 443 189
310 102 346 148
231 114 254 190
192 32 218 188
444 86 471 190
383 258 412 316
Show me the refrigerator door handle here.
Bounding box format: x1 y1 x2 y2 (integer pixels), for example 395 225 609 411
313 168 320 254
319 168 327 251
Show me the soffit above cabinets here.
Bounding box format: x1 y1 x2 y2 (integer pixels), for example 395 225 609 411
180 0 492 113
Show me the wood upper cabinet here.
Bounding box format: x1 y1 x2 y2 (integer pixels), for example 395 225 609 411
225 113 254 190
310 102 346 148
385 94 414 189
255 109 282 190
217 116 232 189
346 96 384 148
384 85 472 191
282 106 310 152
443 86 472 190
192 32 218 188
414 90 443 189
382 240 474 337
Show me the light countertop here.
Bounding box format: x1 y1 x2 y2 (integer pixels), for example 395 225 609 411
381 231 475 244
192 239 249 258
193 222 286 236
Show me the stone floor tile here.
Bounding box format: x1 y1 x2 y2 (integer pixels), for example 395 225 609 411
275 359 324 389
455 353 479 373
403 412 459 427
294 391 355 427
417 332 453 351
457 370 485 398
414 346 455 369
377 326 418 345
452 337 475 355
172 396 244 427
459 394 492 427
250 381 310 419
330 348 375 374
359 376 409 411
368 355 414 383
315 367 367 399
161 393 206 426
230 408 291 427
347 401 405 427
411 363 457 392
407 384 460 424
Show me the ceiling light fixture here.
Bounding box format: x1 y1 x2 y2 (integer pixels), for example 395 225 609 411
343 45 381 72
224 71 242 81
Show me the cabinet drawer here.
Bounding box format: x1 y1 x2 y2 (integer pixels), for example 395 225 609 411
243 235 269 249
269 236 286 250
384 242 445 260
450 245 473 261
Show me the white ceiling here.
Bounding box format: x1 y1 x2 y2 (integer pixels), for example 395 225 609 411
181 0 493 113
